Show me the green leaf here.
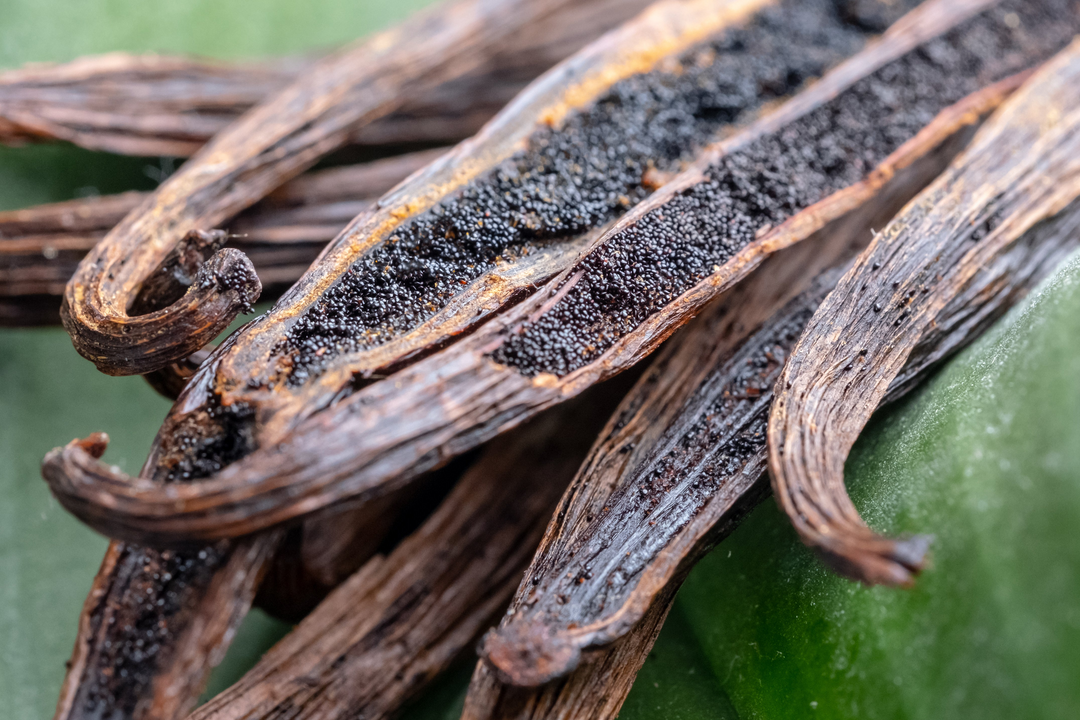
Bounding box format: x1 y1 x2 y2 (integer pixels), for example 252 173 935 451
677 250 1080 719
618 604 739 720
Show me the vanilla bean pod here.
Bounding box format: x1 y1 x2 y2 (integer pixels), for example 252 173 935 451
38 2 847 715
48 0 1080 545
0 149 445 327
768 40 1080 587
0 0 646 157
475 253 853 691
460 233 1076 720
39 2 602 715
185 379 628 720
0 54 311 157
60 0 595 377
50 15 1054 703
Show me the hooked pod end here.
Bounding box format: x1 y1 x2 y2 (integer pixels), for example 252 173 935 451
479 621 582 687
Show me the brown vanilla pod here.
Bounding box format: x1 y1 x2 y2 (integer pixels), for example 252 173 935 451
40 1 841 715
186 378 630 720
251 450 482 623
767 40 1080 587
59 0 599 378
0 0 648 157
51 519 284 720
42 0 937 538
0 54 312 157
476 253 853 690
49 0 1080 545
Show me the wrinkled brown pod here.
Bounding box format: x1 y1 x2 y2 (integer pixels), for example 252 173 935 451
187 379 628 720
40 1 847 715
0 0 646 157
41 2 1050 708
0 54 311 157
768 40 1080 587
47 0 1080 545
0 149 444 329
60 0 590 377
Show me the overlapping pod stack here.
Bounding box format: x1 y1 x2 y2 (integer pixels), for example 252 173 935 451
464 37 1080 718
0 150 444 329
0 0 653 329
39 0 1080 718
43 1 915 717
186 380 629 720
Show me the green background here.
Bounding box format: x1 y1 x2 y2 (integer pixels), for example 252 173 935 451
2 1 1079 718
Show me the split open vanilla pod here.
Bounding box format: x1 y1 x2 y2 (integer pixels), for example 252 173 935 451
40 1 906 716
39 0 936 673
463 186 1078 710
44 0 1080 546
767 37 1080 588
40 0 1067 711
0 0 655 328
0 0 646 157
58 0 606 378
39 24 1066 714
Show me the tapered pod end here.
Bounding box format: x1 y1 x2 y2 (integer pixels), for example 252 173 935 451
480 623 581 687
767 418 936 589
74 431 110 459
813 532 933 588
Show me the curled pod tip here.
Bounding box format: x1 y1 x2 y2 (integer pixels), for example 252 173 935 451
61 243 261 377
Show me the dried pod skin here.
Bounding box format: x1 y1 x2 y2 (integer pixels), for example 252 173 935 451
0 55 312 157
475 161 1078 689
471 60 1080 684
46 0 1080 545
466 181 1079 703
59 0 591 377
51 534 283 720
767 39 1080 587
478 257 846 689
461 585 677 720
